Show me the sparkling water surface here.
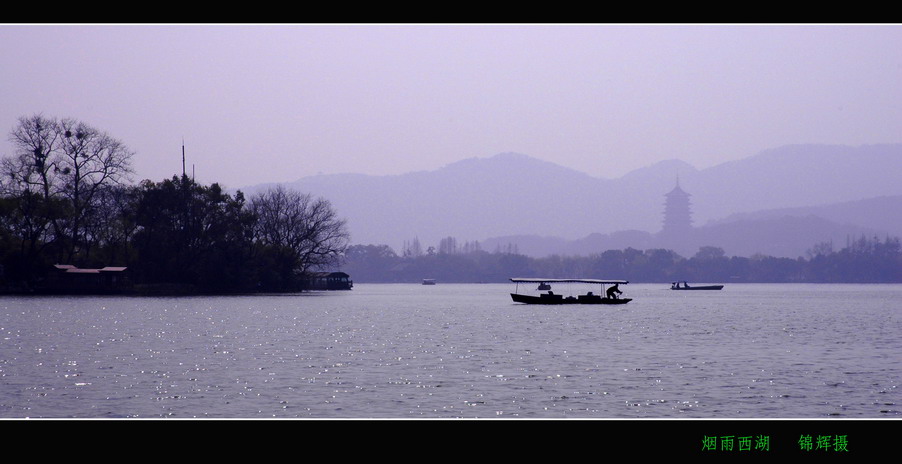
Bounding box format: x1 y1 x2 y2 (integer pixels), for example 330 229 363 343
0 283 899 418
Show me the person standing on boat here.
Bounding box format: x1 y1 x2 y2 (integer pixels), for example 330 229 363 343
606 283 622 299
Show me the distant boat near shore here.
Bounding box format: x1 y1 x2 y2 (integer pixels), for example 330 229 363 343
670 281 724 290
422 279 436 285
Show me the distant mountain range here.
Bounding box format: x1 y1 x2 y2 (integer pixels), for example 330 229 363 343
241 144 902 258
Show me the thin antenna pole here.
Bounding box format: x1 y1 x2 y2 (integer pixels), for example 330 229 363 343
182 138 186 177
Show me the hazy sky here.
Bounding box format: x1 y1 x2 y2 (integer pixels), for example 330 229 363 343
2 24 901 188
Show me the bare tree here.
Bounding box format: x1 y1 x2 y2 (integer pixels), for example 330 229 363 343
250 185 349 277
3 115 63 198
2 114 134 263
2 115 66 263
438 236 458 255
56 117 134 261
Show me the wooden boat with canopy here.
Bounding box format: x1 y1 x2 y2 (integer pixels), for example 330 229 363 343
510 278 631 305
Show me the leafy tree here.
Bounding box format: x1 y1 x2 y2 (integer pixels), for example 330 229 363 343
343 244 400 281
128 176 258 291
693 246 726 261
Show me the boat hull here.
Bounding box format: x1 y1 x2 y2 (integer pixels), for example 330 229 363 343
511 293 631 305
671 285 723 290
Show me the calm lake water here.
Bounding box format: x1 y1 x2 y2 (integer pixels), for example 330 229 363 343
0 283 899 418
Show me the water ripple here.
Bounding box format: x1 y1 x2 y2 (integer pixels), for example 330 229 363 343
1 283 900 418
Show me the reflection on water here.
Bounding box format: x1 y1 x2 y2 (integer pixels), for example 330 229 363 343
0 283 899 418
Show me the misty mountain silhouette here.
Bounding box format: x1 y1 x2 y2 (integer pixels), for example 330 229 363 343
242 144 902 257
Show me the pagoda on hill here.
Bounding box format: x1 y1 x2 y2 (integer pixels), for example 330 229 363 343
661 178 693 237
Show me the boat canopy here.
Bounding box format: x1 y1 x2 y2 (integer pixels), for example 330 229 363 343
510 278 628 284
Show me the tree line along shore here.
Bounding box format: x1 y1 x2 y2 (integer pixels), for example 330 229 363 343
2 114 900 294
342 236 902 284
